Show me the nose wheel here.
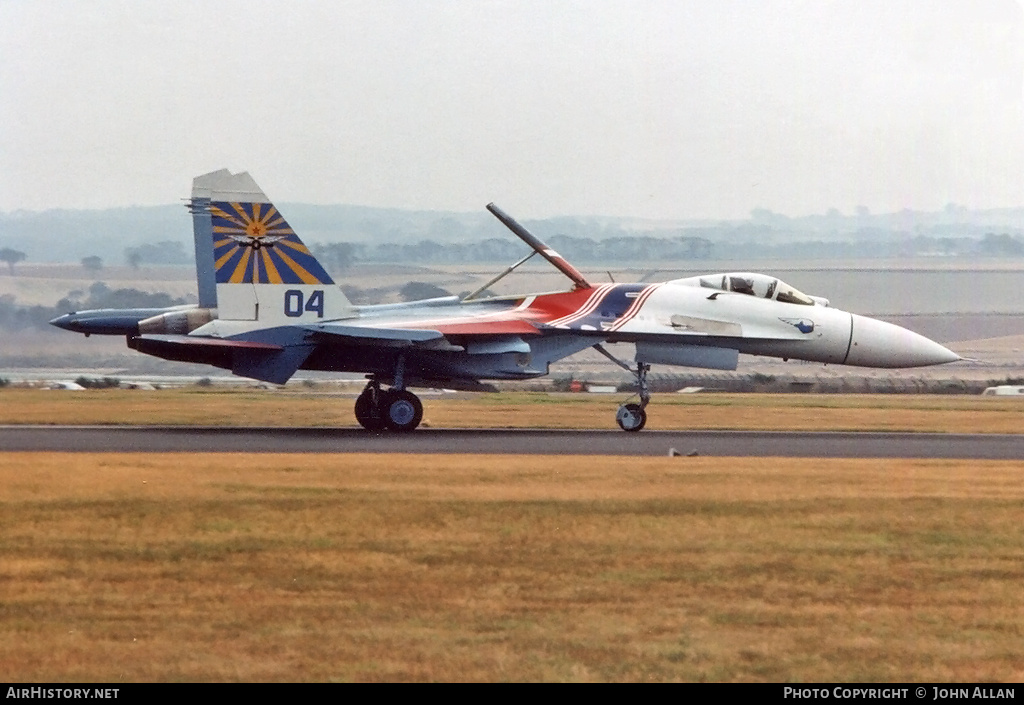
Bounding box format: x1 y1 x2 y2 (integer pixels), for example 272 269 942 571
616 402 647 432
354 381 424 432
615 361 650 432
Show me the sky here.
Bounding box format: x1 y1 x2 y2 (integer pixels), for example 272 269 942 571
1 0 1023 220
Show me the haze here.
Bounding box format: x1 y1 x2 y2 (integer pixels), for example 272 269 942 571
1 0 1022 220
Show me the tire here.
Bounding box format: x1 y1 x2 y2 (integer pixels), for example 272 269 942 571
382 389 423 432
354 389 385 431
616 403 647 432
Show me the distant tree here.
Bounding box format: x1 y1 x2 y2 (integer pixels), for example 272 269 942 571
0 280 193 333
81 280 183 309
684 237 714 259
81 255 103 273
123 241 190 266
399 281 451 302
74 376 120 389
339 284 366 303
0 248 26 275
313 242 357 273
979 233 1024 257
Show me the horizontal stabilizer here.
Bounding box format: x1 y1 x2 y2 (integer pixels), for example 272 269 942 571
133 334 282 350
128 334 279 371
232 344 315 385
130 334 314 384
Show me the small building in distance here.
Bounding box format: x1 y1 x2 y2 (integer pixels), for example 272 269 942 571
982 385 1024 396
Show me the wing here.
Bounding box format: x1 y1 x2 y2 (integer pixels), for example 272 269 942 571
302 309 545 352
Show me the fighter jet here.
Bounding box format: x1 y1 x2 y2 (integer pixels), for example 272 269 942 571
51 169 960 432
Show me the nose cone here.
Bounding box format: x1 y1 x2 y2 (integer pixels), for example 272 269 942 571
49 313 79 332
846 314 960 368
48 309 144 336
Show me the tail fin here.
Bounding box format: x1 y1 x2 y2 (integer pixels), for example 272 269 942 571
189 169 355 322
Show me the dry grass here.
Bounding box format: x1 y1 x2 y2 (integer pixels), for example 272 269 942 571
2 388 1023 432
1 452 1023 682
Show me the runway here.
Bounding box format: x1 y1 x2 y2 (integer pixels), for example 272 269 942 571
1 425 1022 459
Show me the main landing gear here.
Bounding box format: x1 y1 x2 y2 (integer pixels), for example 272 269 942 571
354 355 423 432
355 380 424 432
594 345 651 432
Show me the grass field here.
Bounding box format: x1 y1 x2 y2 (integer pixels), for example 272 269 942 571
1 453 1022 682
2 387 1024 432
1 390 1021 681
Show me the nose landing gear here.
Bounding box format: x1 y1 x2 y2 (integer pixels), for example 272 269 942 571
593 344 652 432
615 361 650 432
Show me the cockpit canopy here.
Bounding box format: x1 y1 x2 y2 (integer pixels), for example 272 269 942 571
672 272 821 306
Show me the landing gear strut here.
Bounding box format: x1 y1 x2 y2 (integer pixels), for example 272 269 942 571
594 344 651 432
354 356 424 432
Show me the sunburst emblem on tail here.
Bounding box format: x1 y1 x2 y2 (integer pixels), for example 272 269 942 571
211 201 334 285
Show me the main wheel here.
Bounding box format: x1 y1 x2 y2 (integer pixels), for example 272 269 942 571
616 403 647 432
354 389 385 431
382 389 423 432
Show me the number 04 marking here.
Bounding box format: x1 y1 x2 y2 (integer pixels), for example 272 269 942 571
284 289 325 318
